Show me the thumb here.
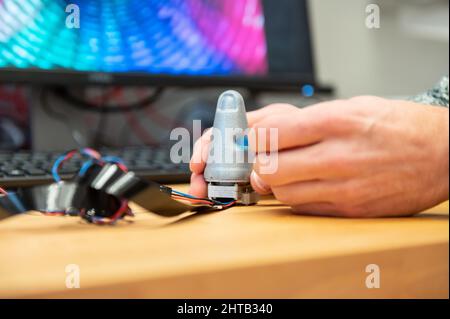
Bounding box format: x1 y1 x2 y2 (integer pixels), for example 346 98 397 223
250 170 272 195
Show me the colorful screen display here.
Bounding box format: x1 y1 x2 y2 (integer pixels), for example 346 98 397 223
0 0 268 76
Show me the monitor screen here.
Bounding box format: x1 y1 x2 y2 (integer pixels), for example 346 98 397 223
0 0 315 88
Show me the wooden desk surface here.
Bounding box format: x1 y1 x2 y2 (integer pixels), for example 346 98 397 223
0 185 448 299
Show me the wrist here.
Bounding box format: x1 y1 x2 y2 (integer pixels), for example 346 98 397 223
435 109 449 203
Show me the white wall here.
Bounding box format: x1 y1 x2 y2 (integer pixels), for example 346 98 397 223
308 0 449 98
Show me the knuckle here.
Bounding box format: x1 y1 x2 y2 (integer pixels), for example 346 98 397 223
252 121 264 132
256 170 277 186
313 110 345 134
254 156 284 184
324 113 360 136
272 187 292 204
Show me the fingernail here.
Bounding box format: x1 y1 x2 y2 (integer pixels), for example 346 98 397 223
251 170 271 194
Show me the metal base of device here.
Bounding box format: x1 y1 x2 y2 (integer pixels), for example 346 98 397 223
207 182 259 205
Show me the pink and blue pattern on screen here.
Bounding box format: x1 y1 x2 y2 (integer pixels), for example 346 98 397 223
0 0 268 75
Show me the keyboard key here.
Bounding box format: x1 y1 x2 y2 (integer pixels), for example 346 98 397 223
25 168 47 176
0 147 190 186
7 169 25 177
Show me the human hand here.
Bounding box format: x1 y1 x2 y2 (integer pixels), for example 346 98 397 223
190 96 449 217
189 103 298 198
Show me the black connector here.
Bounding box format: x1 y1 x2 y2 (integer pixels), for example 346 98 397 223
104 171 195 217
0 192 27 221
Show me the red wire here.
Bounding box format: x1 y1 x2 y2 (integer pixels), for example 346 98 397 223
54 149 78 176
83 148 102 160
86 200 130 225
112 88 159 146
12 87 28 116
171 195 213 205
172 195 236 209
74 87 167 146
221 202 236 208
117 163 129 172
0 87 28 124
54 148 104 180
139 87 174 128
108 200 129 222
0 187 8 196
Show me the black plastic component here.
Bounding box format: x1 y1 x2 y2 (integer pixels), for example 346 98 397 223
19 182 81 213
159 185 173 195
90 163 127 192
105 171 196 217
0 193 26 221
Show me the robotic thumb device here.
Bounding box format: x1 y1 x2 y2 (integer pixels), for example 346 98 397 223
204 90 259 205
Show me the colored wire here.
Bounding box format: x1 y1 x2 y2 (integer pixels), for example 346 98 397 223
101 156 128 172
0 187 8 196
47 146 236 224
78 153 129 178
51 149 78 182
48 147 132 223
170 190 237 207
107 200 130 222
81 200 131 225
114 87 160 146
81 148 102 160
171 189 197 199
78 157 128 181
52 148 103 182
78 159 98 177
171 195 214 206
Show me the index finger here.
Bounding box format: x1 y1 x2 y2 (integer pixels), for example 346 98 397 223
189 103 298 174
251 100 345 153
247 103 299 126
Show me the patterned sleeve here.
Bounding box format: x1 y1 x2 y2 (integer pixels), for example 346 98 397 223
411 76 449 108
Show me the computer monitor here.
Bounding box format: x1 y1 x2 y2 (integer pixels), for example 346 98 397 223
0 0 315 89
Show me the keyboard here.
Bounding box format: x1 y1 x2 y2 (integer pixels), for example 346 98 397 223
0 147 190 188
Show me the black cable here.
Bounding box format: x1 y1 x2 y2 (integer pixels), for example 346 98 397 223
92 88 112 148
39 88 86 147
52 86 164 113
